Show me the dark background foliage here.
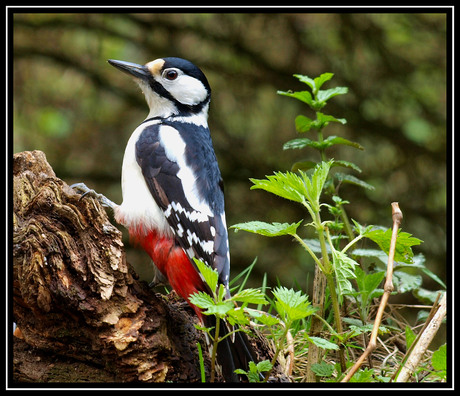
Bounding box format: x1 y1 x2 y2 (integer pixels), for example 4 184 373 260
12 12 448 295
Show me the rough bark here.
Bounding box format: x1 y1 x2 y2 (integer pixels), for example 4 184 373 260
12 150 217 383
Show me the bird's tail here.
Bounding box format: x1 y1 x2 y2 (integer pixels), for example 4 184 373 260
203 314 258 382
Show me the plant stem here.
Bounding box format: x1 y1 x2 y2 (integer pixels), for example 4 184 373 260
339 204 355 242
264 324 290 382
316 127 328 162
210 317 220 382
293 234 325 272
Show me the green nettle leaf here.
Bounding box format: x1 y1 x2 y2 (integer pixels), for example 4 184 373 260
291 160 318 172
294 72 334 93
308 336 339 350
231 288 268 305
250 171 307 203
334 173 375 191
332 249 358 299
302 160 333 206
247 309 281 326
230 220 303 237
431 344 447 372
323 136 363 150
330 160 362 173
405 325 416 350
189 291 215 311
316 87 349 103
354 267 385 301
277 90 313 106
393 271 422 293
193 258 218 293
272 286 316 322
293 74 317 91
283 138 319 151
311 362 335 377
363 228 423 263
349 368 375 383
227 307 249 326
316 113 347 128
255 360 273 373
295 115 314 132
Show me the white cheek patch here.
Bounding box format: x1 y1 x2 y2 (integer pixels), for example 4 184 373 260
163 75 208 106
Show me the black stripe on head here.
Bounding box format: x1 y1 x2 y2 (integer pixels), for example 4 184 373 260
147 57 211 115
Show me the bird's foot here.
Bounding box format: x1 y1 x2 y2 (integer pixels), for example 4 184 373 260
71 183 118 210
148 266 169 288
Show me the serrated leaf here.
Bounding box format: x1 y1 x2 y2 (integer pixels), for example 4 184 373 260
231 288 268 305
293 74 316 90
272 286 316 323
364 228 423 263
314 73 335 90
189 291 234 317
256 360 273 372
311 361 336 377
291 160 317 172
308 336 339 350
413 288 444 305
348 324 389 337
283 138 318 151
227 307 249 326
193 258 218 293
332 249 358 299
431 344 447 371
247 309 281 326
294 73 335 93
277 90 313 106
249 171 307 203
189 291 215 311
230 220 303 237
302 160 333 206
355 267 385 298
334 173 375 191
405 325 416 350
403 254 446 289
349 368 375 383
324 136 363 150
393 271 422 293
316 112 347 128
331 160 362 172
295 115 314 132
352 248 388 265
316 87 349 103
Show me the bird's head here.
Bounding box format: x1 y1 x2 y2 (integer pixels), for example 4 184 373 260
108 57 211 119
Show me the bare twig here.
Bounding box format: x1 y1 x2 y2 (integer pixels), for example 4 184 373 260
393 292 446 382
341 202 402 382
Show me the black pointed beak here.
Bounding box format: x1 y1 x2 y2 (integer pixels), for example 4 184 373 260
108 59 150 81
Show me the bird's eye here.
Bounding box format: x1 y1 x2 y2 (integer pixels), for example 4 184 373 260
164 69 178 81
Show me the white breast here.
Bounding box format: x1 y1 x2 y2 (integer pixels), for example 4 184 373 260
116 120 172 236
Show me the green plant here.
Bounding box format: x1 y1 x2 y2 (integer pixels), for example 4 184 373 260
190 72 445 383
231 73 441 382
189 258 268 382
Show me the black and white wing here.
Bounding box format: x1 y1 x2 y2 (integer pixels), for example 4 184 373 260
135 120 230 288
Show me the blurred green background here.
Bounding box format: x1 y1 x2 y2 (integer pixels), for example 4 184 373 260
13 13 448 296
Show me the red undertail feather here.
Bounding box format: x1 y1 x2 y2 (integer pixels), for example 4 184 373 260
129 226 207 319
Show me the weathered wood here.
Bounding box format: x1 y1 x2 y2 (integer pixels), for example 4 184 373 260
12 150 210 383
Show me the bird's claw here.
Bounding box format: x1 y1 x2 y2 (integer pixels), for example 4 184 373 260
70 182 117 209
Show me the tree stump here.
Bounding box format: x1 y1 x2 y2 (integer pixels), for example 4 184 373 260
12 150 213 383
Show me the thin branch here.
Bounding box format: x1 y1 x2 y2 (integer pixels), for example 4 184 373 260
341 202 402 382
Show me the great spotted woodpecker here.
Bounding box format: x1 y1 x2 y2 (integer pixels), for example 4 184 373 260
74 57 257 381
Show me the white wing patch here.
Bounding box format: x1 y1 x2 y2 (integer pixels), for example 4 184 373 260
159 125 214 218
